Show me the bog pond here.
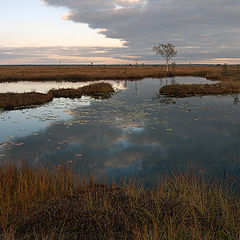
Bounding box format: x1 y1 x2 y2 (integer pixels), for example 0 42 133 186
0 77 239 183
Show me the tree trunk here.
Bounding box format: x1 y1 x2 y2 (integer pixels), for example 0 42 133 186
166 60 169 84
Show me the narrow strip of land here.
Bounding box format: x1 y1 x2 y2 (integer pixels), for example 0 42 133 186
160 82 240 97
0 82 114 110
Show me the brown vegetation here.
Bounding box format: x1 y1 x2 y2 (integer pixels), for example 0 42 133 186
0 82 114 110
0 92 52 110
1 65 240 100
0 64 240 82
160 81 240 97
0 163 239 239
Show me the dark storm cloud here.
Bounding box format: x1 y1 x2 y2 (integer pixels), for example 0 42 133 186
43 0 240 62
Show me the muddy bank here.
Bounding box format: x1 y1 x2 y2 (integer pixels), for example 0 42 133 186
0 82 114 110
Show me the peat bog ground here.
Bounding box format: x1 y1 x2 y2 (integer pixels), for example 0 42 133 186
0 164 239 240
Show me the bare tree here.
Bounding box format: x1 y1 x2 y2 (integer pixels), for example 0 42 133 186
153 43 177 73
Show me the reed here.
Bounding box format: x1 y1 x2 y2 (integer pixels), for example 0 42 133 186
0 163 239 239
160 81 240 97
1 65 240 99
0 82 114 109
0 65 240 83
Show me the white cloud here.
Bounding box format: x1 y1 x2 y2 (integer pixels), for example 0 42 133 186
0 46 137 64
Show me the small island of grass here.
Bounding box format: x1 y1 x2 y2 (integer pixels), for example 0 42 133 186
0 82 114 110
160 82 240 97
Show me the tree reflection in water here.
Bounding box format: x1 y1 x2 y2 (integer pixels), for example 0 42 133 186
234 94 239 104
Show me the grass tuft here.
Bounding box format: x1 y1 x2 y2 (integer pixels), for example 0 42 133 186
0 82 114 109
160 82 240 97
0 163 239 239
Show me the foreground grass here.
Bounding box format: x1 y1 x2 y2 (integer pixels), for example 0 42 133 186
0 163 239 239
0 82 114 110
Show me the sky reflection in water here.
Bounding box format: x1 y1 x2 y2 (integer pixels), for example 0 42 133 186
0 77 239 183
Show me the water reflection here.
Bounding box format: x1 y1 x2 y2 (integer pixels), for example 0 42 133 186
234 94 239 104
0 80 127 94
0 77 239 183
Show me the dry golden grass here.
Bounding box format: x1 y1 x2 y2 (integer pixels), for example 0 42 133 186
0 92 52 110
0 64 240 82
0 82 114 109
0 163 240 239
1 65 240 98
0 65 240 102
160 81 240 97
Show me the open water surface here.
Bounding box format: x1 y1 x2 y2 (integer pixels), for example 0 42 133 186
0 77 239 183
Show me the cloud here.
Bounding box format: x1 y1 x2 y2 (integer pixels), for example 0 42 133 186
0 46 138 64
42 0 240 63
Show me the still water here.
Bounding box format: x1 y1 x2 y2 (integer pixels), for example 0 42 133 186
0 77 239 183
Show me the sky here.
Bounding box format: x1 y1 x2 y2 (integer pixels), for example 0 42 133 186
1 0 240 64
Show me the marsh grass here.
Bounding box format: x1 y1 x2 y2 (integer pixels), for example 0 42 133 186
0 92 52 110
0 163 239 239
160 81 240 97
1 65 240 103
1 65 240 100
0 82 114 109
0 65 240 83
